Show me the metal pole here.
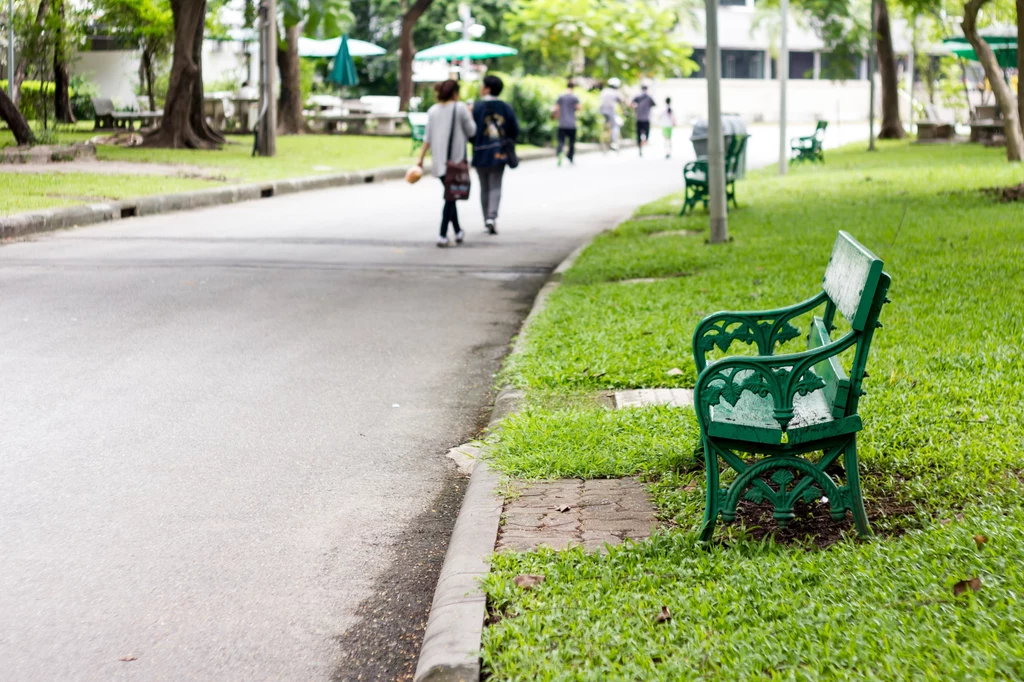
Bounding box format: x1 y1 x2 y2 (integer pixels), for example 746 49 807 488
907 16 916 133
7 0 14 100
778 0 789 175
868 0 876 151
706 0 728 243
256 0 276 156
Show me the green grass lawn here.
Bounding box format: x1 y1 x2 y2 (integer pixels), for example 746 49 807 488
482 142 1024 680
1 124 419 216
0 173 214 216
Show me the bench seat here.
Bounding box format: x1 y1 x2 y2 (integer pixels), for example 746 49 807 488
710 385 862 446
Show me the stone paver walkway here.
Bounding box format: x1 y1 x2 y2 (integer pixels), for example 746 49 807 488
497 478 657 553
613 388 693 409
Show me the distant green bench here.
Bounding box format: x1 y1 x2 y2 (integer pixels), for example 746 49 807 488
692 231 891 541
408 112 428 154
680 134 749 215
790 120 827 164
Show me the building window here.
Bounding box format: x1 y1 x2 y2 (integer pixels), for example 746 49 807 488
820 52 863 80
687 48 706 79
771 53 815 79
722 49 764 79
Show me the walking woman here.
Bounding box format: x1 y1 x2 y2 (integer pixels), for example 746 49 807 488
416 80 477 247
472 75 520 235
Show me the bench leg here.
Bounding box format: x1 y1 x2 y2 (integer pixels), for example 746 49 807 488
843 437 872 537
699 437 721 543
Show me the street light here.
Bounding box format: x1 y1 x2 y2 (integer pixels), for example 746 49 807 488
778 0 789 175
447 2 485 79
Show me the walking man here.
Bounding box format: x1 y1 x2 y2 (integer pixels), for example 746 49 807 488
472 74 520 235
631 84 656 156
554 80 581 166
599 78 625 151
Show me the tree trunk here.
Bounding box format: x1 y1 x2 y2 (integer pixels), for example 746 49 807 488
962 0 1024 161
0 88 35 144
1017 0 1023 132
874 0 903 139
53 0 76 125
277 22 304 134
11 0 53 105
142 49 157 110
145 0 224 149
398 0 434 111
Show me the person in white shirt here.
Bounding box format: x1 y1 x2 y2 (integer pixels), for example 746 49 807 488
658 97 678 160
598 78 625 150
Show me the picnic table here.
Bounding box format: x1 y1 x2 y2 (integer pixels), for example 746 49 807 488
312 112 410 135
92 98 162 131
691 231 891 541
970 119 1004 144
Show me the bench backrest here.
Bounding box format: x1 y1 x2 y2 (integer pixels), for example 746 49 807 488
93 98 114 116
818 231 890 415
726 134 748 174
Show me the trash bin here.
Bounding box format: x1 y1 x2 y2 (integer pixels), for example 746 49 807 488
690 114 749 178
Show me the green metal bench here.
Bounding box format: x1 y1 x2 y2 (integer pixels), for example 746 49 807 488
692 231 891 542
790 120 827 164
680 134 749 215
408 112 428 154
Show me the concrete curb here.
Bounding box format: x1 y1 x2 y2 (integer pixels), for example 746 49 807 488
0 143 607 242
412 231 597 682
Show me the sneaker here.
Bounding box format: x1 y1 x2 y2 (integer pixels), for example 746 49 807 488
557 153 563 167
485 220 497 235
454 229 464 244
437 236 450 248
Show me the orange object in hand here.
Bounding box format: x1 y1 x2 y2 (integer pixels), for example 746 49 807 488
405 165 423 184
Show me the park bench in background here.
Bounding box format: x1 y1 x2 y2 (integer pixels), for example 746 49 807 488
680 133 749 215
916 104 956 141
92 98 162 131
790 120 827 164
691 231 891 541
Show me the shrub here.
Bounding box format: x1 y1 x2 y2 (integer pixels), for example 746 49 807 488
69 75 99 120
0 80 61 121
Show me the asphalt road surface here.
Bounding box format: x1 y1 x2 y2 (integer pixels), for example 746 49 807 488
0 124 864 681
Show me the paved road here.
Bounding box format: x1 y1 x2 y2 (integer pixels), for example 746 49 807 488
0 124 864 681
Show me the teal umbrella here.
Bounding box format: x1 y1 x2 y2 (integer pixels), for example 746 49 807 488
413 39 518 61
328 35 359 87
943 35 1018 70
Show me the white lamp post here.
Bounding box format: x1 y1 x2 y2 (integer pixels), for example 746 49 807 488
445 3 485 80
706 0 728 243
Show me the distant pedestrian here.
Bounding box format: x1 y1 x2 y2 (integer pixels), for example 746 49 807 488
599 78 625 151
472 75 520 236
554 79 581 166
631 84 656 156
659 97 678 159
417 80 477 247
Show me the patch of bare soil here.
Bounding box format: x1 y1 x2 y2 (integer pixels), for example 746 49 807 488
982 184 1024 202
728 495 916 548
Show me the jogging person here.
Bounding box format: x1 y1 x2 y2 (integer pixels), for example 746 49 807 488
471 74 520 235
599 78 625 151
630 84 656 156
554 79 581 166
658 96 678 159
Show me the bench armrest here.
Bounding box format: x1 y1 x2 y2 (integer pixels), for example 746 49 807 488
694 330 857 432
692 291 828 373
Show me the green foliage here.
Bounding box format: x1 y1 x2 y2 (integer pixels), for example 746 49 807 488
489 403 700 478
505 0 696 81
1 80 62 121
68 75 100 120
482 142 1024 679
484 508 1024 680
299 59 317 107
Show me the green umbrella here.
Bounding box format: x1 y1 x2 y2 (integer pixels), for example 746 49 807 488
943 35 1018 70
413 39 518 61
328 35 359 87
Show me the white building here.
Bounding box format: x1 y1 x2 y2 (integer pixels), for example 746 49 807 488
655 0 924 123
